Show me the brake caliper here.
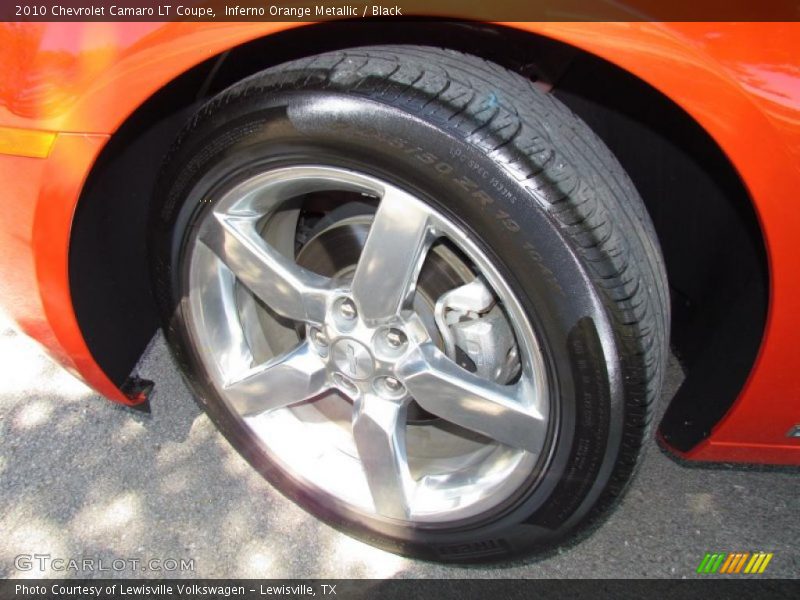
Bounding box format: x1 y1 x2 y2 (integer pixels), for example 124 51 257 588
434 278 521 384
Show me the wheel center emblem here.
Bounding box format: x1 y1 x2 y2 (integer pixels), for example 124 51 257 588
331 339 374 380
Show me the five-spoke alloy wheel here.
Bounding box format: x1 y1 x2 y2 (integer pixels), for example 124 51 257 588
186 166 549 523
151 46 669 562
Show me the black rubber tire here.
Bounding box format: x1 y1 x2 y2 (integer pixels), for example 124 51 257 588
150 45 670 563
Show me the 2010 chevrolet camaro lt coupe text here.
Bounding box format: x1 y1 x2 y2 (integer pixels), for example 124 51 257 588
0 19 797 562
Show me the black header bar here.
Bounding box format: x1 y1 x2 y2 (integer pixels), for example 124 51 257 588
3 0 800 22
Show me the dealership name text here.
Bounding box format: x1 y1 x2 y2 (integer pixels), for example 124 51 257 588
15 584 318 597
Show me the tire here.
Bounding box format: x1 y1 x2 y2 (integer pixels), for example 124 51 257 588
149 45 669 563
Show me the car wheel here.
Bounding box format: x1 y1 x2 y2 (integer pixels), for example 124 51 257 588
150 46 669 562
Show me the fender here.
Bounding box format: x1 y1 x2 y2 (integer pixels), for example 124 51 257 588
0 21 798 463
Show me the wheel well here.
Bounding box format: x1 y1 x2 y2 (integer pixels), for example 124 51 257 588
69 21 768 453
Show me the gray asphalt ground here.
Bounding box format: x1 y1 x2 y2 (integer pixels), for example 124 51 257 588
0 319 797 579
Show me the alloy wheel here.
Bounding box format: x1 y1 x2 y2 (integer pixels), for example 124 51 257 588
184 165 551 523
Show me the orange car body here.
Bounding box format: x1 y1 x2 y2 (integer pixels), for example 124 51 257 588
0 21 798 465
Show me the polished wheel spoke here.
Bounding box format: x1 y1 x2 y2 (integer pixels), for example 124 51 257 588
352 395 412 519
397 344 545 454
350 188 436 323
224 342 329 417
200 212 331 324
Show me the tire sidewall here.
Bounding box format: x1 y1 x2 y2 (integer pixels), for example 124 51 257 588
151 90 626 562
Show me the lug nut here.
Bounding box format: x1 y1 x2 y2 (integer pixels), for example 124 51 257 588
374 376 405 399
386 328 407 349
339 299 357 320
384 377 403 393
310 328 328 348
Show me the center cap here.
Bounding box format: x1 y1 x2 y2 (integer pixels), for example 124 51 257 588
331 338 374 380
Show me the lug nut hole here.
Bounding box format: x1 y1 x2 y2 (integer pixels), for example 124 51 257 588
333 372 359 397
332 297 358 331
374 375 406 399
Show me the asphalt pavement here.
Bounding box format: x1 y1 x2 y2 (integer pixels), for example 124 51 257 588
0 319 797 579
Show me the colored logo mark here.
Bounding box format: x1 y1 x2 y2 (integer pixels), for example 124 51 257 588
696 552 773 574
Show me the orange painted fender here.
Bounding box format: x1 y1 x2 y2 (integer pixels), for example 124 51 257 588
0 21 798 462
